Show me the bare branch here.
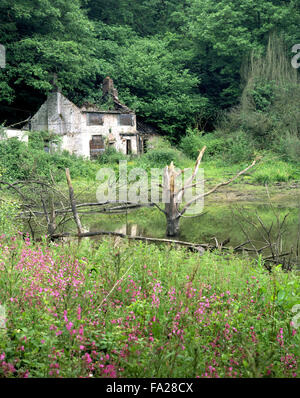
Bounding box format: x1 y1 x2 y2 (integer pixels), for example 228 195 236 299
179 158 259 216
65 168 83 235
175 146 206 200
151 202 167 215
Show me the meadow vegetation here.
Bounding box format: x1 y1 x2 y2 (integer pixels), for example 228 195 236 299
1 129 300 190
0 235 299 378
0 2 299 380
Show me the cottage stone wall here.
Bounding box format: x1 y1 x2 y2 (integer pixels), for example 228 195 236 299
30 102 48 131
1 129 28 143
30 92 138 158
80 112 137 156
31 92 81 136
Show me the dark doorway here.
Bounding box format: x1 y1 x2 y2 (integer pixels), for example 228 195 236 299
143 138 148 153
126 139 132 155
90 135 105 159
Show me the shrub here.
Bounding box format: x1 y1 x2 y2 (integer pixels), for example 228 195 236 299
0 124 6 139
180 129 254 163
142 147 181 168
0 138 34 180
249 79 276 112
274 133 300 163
97 147 127 164
222 107 275 147
225 130 255 163
0 135 97 182
28 131 61 152
139 136 188 169
180 129 226 160
0 197 20 236
221 36 300 146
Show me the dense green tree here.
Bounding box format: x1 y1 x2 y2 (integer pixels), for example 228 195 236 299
187 0 300 110
0 0 97 122
90 24 208 138
86 0 188 36
0 0 299 136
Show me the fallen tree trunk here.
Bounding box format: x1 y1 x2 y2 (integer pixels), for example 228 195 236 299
50 230 268 256
51 230 207 254
18 203 148 217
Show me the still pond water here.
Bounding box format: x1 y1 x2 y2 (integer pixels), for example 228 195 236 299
25 187 300 262
78 196 300 257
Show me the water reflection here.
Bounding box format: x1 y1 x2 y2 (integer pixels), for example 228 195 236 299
114 224 144 237
83 202 300 258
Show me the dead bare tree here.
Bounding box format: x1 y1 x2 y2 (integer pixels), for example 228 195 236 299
231 187 297 270
0 177 71 239
0 148 259 241
65 168 83 235
153 146 259 236
1 171 151 239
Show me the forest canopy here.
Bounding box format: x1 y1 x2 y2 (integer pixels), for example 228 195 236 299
0 0 299 139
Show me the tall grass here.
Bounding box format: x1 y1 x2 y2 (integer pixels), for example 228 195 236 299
220 34 300 159
0 236 299 378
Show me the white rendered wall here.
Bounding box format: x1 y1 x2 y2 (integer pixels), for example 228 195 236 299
2 129 28 143
30 92 138 158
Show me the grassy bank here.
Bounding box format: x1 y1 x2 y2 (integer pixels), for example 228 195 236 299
0 236 299 378
1 133 300 191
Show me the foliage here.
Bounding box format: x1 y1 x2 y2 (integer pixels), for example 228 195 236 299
0 125 7 139
86 0 188 36
180 129 226 160
139 137 189 169
0 136 99 182
97 147 127 165
222 35 300 154
0 0 97 105
180 129 255 163
142 148 181 169
276 133 300 163
225 131 255 163
0 236 299 378
0 197 20 236
28 131 62 152
251 159 297 184
187 0 300 111
2 0 299 138
110 33 207 138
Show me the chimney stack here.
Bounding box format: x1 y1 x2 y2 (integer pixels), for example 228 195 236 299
102 77 118 99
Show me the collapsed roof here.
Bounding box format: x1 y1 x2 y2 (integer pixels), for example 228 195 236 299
81 77 133 114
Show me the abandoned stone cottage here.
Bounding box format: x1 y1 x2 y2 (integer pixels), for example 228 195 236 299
3 78 156 159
